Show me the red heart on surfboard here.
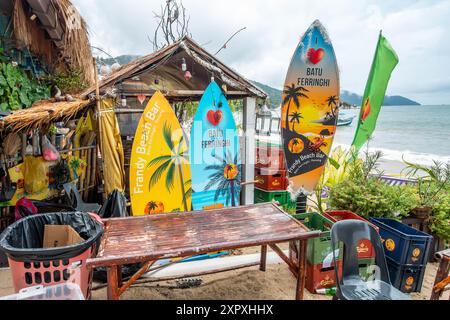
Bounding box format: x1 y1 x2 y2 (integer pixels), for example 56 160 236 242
207 110 223 126
307 48 325 65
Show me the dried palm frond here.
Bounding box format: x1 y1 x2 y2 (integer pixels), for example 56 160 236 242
13 0 94 87
54 0 95 86
0 99 91 133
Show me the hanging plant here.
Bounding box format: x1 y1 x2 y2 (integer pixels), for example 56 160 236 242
0 49 50 111
51 69 88 95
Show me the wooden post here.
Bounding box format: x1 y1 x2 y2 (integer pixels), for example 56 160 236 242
242 97 256 205
21 133 27 158
93 58 105 201
31 130 38 156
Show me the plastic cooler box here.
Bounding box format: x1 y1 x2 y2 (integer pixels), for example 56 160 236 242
369 218 432 266
0 212 103 299
323 211 380 259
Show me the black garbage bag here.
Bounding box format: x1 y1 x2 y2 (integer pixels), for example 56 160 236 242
0 212 103 262
94 189 142 283
98 189 128 218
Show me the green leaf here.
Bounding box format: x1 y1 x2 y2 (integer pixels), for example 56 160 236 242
0 74 6 87
19 90 31 107
0 102 8 111
328 157 341 170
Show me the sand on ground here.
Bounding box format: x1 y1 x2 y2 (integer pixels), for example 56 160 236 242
0 247 448 300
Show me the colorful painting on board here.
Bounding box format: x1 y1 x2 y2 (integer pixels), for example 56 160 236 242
129 91 192 215
190 81 241 211
281 20 340 196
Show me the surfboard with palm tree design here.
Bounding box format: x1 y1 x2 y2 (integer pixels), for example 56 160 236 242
281 20 340 197
129 91 192 215
190 81 241 211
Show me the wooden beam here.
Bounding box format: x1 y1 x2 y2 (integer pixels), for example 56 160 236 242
120 90 249 97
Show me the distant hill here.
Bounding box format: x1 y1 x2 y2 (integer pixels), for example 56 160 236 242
341 90 420 106
251 81 283 109
252 82 421 108
98 55 141 66
99 58 420 107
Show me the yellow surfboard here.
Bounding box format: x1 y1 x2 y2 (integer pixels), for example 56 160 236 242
129 91 192 215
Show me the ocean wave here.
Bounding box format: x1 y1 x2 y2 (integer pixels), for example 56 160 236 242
333 143 450 167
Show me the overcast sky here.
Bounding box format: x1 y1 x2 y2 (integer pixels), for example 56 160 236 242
72 0 450 105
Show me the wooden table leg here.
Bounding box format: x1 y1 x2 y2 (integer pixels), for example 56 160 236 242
295 239 307 300
107 265 120 300
117 265 123 288
260 245 268 272
431 257 450 300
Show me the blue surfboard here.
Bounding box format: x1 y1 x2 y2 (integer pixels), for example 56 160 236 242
190 81 241 211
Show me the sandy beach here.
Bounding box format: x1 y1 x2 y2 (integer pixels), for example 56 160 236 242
1 249 447 300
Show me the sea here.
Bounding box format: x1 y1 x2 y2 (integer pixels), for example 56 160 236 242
256 105 450 172
334 105 450 167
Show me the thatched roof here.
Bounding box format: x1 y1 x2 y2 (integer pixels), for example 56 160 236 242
0 98 90 133
81 37 267 100
12 0 94 86
0 37 268 134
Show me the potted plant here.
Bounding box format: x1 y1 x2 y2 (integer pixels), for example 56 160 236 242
404 160 450 219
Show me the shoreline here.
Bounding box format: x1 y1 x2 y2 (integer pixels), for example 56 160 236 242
256 135 449 174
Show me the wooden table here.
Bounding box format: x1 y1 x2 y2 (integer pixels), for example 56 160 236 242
87 202 320 300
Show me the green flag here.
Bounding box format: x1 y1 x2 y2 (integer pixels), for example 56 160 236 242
352 32 399 154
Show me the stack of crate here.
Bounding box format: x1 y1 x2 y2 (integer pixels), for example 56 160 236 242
370 218 432 293
290 212 342 293
254 145 295 212
290 211 380 294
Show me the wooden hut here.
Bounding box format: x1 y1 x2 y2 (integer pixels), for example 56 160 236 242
81 36 267 206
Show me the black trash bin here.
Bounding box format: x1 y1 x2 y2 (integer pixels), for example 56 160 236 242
0 212 103 298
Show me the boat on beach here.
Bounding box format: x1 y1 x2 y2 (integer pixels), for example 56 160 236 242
337 116 355 127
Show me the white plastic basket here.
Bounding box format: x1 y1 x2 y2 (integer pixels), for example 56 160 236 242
0 283 84 300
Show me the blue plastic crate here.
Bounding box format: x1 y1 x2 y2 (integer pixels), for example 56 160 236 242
386 257 426 293
370 218 432 266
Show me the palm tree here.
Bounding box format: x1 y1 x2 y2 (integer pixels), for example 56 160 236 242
289 111 303 132
204 151 241 207
283 84 309 131
326 95 339 117
146 122 190 212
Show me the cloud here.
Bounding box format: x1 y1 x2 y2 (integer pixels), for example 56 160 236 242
72 0 450 105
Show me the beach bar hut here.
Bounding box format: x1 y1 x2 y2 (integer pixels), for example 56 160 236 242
80 36 268 207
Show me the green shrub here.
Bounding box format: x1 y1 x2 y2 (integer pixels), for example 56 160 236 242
0 57 50 111
429 196 450 240
329 178 417 219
